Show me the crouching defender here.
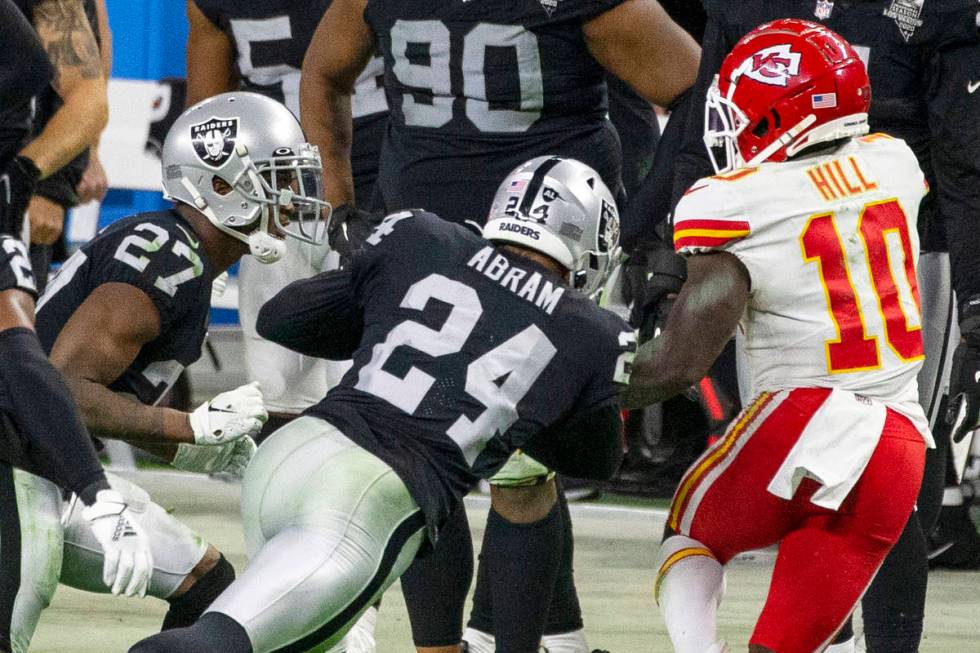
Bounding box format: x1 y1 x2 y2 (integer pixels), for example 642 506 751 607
4 91 336 652
129 156 636 653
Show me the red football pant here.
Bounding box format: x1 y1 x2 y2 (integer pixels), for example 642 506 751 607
666 388 926 653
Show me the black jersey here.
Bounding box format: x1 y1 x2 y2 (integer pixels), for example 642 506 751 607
0 236 36 298
34 211 213 406
300 210 633 535
661 0 980 252
193 0 388 205
0 0 51 170
363 0 627 222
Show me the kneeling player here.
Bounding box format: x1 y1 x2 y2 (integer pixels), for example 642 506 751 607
128 156 634 653
6 91 334 651
624 21 931 653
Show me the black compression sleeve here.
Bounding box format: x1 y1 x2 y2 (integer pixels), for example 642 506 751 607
523 403 624 480
0 327 107 501
620 85 692 250
256 269 364 360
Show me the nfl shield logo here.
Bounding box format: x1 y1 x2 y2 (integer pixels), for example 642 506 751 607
597 199 619 253
190 117 239 168
814 0 834 20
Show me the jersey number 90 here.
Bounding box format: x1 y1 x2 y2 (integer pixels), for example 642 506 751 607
390 20 544 133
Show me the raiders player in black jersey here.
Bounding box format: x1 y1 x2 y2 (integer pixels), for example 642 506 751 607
0 234 156 653
185 0 390 467
625 3 980 652
3 91 337 652
302 2 698 650
128 156 635 653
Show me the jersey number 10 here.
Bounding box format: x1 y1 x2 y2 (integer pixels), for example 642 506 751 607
801 198 923 373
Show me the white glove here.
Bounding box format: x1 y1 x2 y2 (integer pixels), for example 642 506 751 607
82 490 153 598
172 436 257 479
190 381 267 446
211 271 229 297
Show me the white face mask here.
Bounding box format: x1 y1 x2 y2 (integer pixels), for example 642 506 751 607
703 76 750 175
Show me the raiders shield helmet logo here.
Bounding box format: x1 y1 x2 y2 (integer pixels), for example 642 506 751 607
190 117 239 168
597 199 619 253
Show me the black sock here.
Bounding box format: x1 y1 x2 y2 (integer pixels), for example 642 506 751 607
402 506 473 647
861 513 926 653
485 504 563 653
162 554 235 630
132 613 252 653
545 487 584 635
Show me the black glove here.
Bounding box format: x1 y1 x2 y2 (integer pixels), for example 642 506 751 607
627 242 687 343
327 202 384 267
0 155 41 237
947 329 980 443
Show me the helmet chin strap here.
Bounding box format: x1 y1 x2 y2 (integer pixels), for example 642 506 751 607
248 231 285 263
745 113 817 167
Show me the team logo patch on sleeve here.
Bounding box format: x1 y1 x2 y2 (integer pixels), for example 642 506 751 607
190 117 239 168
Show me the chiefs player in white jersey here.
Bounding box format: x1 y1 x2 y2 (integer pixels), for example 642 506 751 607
623 19 930 653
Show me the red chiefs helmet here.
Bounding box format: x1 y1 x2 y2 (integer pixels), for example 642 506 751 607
704 18 871 174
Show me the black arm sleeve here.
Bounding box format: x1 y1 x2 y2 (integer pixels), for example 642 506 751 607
0 0 53 169
523 402 624 481
257 268 365 360
0 327 109 503
928 38 980 322
620 85 692 250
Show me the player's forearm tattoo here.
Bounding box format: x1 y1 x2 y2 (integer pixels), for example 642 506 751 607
33 0 102 81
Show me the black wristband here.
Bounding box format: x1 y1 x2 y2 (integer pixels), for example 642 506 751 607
78 478 112 506
1 156 41 236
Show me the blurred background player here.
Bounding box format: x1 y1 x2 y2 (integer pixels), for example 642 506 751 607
622 2 980 650
184 0 389 447
0 3 153 649
6 91 338 652
128 156 635 653
628 19 931 653
301 1 699 650
8 0 111 290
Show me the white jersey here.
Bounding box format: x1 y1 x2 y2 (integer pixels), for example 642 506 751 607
674 134 930 445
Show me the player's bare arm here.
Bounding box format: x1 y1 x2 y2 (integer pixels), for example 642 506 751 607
583 0 700 107
20 0 107 178
623 251 749 409
48 282 195 444
0 288 35 333
75 0 112 204
184 0 237 106
300 0 374 205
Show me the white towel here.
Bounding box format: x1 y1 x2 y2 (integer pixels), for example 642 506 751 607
767 388 887 510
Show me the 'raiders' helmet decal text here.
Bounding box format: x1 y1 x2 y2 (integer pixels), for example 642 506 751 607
190 117 239 168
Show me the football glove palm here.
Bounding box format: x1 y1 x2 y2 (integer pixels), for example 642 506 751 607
82 489 153 597
190 381 267 446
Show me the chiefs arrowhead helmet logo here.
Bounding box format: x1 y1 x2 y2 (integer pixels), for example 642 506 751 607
739 44 802 87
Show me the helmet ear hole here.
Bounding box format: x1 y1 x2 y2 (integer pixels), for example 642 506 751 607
752 117 770 138
211 176 233 196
